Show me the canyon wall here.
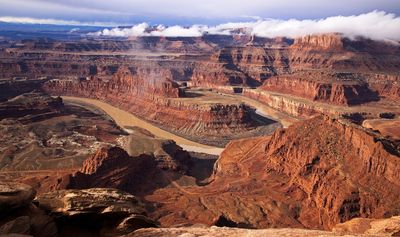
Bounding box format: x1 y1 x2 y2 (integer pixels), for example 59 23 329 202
260 74 380 106
196 34 400 108
211 116 400 228
0 52 195 81
0 79 46 100
145 116 400 230
291 33 344 51
42 67 268 146
243 88 323 118
0 91 64 121
367 74 400 100
1 34 399 122
190 46 291 87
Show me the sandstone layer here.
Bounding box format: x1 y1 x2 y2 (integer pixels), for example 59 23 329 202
36 188 157 236
69 146 178 196
128 215 400 237
143 116 400 230
193 34 399 119
2 34 399 123
362 118 400 140
0 91 123 172
2 182 399 237
0 182 158 237
0 90 64 122
0 182 57 237
0 89 130 196
42 68 277 147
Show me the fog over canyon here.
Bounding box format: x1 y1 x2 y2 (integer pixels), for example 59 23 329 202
93 11 400 41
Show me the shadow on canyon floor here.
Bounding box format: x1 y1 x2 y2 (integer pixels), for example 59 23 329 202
187 152 218 184
182 91 205 98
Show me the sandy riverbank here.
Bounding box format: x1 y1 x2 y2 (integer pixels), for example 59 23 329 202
362 118 400 140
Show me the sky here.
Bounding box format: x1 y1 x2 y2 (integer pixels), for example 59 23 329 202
0 0 399 40
0 0 399 25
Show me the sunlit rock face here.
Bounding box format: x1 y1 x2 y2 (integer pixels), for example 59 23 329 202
144 116 400 230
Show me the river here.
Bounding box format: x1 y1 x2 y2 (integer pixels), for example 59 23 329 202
62 96 225 155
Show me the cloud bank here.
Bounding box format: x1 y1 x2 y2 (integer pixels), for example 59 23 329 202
93 11 400 41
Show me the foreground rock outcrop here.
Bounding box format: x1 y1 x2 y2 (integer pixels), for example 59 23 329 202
333 216 400 236
0 182 36 215
2 183 399 237
117 128 192 171
69 146 166 196
36 188 157 236
0 182 57 237
144 116 400 230
59 131 195 195
128 215 400 237
212 116 400 228
0 182 157 237
127 227 346 237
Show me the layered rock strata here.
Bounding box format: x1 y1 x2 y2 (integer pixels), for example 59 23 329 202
43 67 275 147
260 73 380 106
0 91 64 122
36 188 157 236
3 182 399 237
128 215 400 237
69 146 172 196
0 182 157 237
1 34 398 122
0 182 58 237
191 34 400 114
0 90 125 191
144 116 400 230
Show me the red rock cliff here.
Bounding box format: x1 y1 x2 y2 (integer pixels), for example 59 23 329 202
260 73 380 105
146 116 400 230
42 67 265 146
291 34 344 51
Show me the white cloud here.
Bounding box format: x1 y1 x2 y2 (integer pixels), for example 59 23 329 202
68 28 80 33
150 25 205 37
250 11 400 40
95 23 149 36
0 16 119 27
92 11 400 41
92 23 208 37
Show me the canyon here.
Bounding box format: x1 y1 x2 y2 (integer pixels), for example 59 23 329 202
42 77 279 147
62 96 224 155
2 181 400 237
2 114 400 236
141 116 400 230
0 31 399 236
1 34 399 122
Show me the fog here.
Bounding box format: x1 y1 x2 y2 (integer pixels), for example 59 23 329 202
93 11 400 41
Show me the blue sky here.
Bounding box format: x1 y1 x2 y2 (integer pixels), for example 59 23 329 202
0 0 399 26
